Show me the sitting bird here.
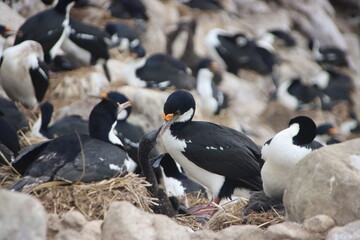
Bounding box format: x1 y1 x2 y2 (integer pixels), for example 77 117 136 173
11 93 137 192
261 116 323 201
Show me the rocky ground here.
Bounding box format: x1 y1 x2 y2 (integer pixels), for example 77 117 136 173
0 0 360 239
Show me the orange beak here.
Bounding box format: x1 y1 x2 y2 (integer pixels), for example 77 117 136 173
162 112 174 121
328 128 337 135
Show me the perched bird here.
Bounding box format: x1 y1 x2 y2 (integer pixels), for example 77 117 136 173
11 93 137 192
109 0 148 21
0 111 20 164
0 97 29 132
39 101 89 139
312 68 354 108
125 45 196 90
105 22 139 51
276 77 321 111
166 19 200 72
0 40 49 108
195 58 227 115
340 111 360 138
308 39 348 67
316 123 341 145
61 18 112 80
204 29 278 76
261 116 323 201
179 0 223 10
155 153 205 196
158 90 263 210
14 0 77 63
259 29 297 48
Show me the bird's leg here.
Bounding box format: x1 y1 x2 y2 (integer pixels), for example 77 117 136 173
187 197 220 217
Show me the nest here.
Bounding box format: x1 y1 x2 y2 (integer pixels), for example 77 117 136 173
175 194 285 232
33 173 156 220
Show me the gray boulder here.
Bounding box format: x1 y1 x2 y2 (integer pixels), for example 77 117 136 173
284 138 360 225
326 220 360 240
101 201 191 240
0 189 47 240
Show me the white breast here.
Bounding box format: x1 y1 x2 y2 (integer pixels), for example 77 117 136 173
261 125 313 200
161 129 225 199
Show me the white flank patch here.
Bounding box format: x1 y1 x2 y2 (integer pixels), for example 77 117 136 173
124 157 137 173
109 164 121 171
76 33 95 40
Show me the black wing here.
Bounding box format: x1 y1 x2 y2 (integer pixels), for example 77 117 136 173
55 139 129 182
69 19 111 63
29 59 49 102
177 121 262 181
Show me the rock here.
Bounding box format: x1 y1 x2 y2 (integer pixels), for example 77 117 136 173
264 222 314 240
80 220 102 240
216 225 266 240
61 210 88 232
0 189 47 240
284 139 360 225
326 220 360 240
303 215 335 233
55 229 82 240
101 201 191 240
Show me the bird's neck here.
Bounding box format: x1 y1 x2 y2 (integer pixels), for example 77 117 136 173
55 0 74 15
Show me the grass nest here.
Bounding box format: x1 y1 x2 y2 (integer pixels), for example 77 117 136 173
33 173 156 220
175 193 285 232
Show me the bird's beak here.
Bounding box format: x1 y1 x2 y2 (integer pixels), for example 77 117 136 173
328 128 337 135
158 113 179 139
4 27 18 37
117 101 131 112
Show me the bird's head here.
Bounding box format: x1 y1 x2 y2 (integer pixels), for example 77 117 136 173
288 116 317 144
158 90 195 138
0 25 17 38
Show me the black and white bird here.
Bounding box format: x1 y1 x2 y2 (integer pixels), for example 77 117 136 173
11 93 137 192
61 18 112 80
0 40 49 108
340 111 360 138
108 0 148 21
312 68 354 108
178 0 223 11
158 90 263 208
152 153 205 197
261 116 323 201
259 29 296 48
38 101 89 139
14 0 76 63
204 29 278 76
195 58 227 115
125 45 196 90
0 111 20 164
308 39 349 67
105 22 139 51
316 123 341 145
276 77 321 111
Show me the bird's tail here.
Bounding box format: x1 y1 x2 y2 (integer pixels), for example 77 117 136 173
10 176 49 193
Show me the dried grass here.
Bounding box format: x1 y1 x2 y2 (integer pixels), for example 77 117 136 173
175 193 285 232
33 173 156 220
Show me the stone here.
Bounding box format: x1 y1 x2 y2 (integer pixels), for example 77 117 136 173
284 139 360 225
61 210 88 232
216 225 266 240
264 222 314 240
101 201 191 240
326 220 360 240
0 189 47 240
55 229 82 240
80 220 102 240
303 215 335 233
